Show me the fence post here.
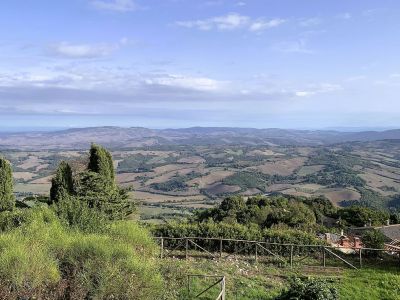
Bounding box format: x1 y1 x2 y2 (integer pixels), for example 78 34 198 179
220 239 223 258
290 245 294 269
185 238 189 260
160 238 164 259
255 243 258 263
222 277 226 300
322 247 326 268
359 248 362 269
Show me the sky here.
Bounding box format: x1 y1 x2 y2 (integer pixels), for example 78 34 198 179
1 0 400 130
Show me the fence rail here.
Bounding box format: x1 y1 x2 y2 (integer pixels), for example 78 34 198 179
156 236 400 270
187 275 225 300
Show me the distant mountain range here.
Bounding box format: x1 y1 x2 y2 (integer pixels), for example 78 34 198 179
0 126 400 150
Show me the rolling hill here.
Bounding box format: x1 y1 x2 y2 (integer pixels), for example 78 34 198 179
0 126 400 150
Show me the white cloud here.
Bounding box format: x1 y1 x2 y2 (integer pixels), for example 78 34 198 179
249 19 286 32
50 42 115 58
0 66 227 94
295 83 343 97
176 13 248 31
362 8 381 17
374 74 400 87
346 75 366 82
176 13 285 32
235 1 246 6
90 0 136 12
272 39 314 54
144 74 227 91
299 18 321 27
0 61 345 119
203 0 224 6
295 91 313 97
49 39 128 59
337 12 351 20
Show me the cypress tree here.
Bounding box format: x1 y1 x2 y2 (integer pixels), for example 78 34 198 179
50 161 74 203
0 157 15 211
87 144 115 185
84 144 134 219
76 171 134 220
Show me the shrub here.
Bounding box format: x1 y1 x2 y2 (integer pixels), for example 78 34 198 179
153 221 323 255
53 197 108 233
0 207 164 299
362 229 386 249
196 195 319 229
362 229 386 257
338 206 389 227
275 277 339 300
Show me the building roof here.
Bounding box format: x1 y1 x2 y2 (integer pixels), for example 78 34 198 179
349 224 400 242
376 224 400 241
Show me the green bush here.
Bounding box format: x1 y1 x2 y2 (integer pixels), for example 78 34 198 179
53 197 109 233
338 206 389 227
362 229 386 257
275 277 338 300
153 221 323 255
362 229 386 249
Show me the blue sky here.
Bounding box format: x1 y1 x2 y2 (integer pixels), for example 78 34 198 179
1 0 400 130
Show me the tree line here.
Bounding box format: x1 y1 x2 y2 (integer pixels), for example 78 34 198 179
0 144 134 223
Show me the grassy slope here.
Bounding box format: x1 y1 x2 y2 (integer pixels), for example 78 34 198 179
339 268 400 300
160 258 400 300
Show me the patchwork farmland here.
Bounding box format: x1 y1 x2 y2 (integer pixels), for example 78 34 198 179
2 138 400 222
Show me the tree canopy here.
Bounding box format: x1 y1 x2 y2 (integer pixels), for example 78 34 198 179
338 206 389 227
0 157 15 211
50 144 134 222
88 143 115 184
50 161 74 203
196 195 323 229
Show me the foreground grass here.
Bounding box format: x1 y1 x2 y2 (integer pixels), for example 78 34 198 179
160 258 285 299
338 267 400 300
160 256 400 300
0 208 164 299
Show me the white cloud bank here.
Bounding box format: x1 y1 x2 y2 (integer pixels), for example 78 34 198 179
176 13 285 32
90 0 136 12
49 38 128 59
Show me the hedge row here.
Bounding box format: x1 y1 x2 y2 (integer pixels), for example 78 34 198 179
152 221 325 256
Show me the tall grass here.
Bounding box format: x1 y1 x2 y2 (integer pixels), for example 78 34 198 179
0 207 163 299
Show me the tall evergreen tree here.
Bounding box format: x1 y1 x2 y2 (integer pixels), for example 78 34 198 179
52 144 134 221
76 171 134 220
87 144 115 184
50 161 74 203
85 144 134 219
0 157 15 211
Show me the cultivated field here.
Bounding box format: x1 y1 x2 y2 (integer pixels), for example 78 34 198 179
2 139 400 221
